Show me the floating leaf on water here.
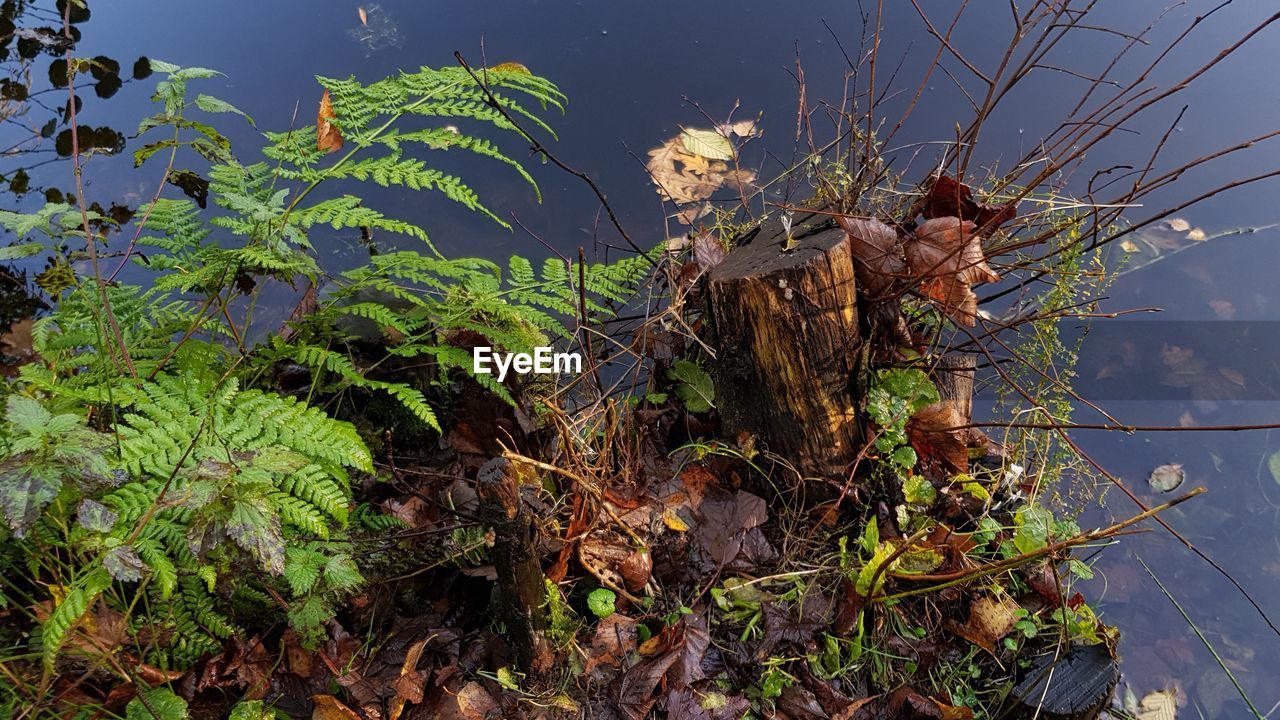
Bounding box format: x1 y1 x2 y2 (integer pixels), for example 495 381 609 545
1165 218 1191 232
1267 450 1280 486
1135 690 1178 720
679 127 734 161
646 135 756 209
357 6 367 25
1218 367 1245 386
1148 463 1184 493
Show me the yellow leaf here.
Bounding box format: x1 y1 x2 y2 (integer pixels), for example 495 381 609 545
679 127 734 161
311 694 361 720
1136 690 1178 720
662 507 690 532
492 61 532 75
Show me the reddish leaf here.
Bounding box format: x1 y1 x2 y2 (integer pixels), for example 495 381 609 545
317 89 343 154
921 175 1017 232
907 217 1000 327
583 614 639 677
837 216 907 300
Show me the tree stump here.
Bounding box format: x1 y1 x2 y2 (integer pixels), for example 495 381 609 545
930 354 976 423
1010 644 1120 720
708 217 863 477
476 458 553 674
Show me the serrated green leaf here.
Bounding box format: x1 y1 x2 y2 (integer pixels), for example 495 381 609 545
194 93 255 126
126 687 189 720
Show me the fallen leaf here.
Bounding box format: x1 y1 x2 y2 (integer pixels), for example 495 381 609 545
317 89 343 154
583 614 639 676
1218 367 1245 386
679 127 734 161
946 594 1020 654
388 637 429 720
666 686 750 720
311 694 361 720
357 6 367 25
0 318 35 360
491 61 531 75
907 217 1000 326
1148 463 1184 493
620 549 653 593
1136 690 1179 720
646 135 756 208
692 232 727 273
693 489 767 568
431 681 499 720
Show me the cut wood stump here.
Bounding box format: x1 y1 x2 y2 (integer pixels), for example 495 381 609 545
1010 644 1120 720
476 457 553 674
708 216 863 477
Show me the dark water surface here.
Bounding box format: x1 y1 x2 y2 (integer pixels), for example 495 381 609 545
5 0 1280 714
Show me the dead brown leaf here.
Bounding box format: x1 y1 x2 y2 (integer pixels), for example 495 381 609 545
429 681 499 720
387 637 429 720
646 136 755 211
837 216 907 300
907 217 1000 326
317 89 343 154
921 175 1017 232
946 594 1020 654
582 614 639 677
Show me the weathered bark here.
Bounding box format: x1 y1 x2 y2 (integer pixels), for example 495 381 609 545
708 218 863 476
476 458 553 673
930 354 976 423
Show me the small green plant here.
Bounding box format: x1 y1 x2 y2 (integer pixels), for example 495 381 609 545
587 588 617 618
865 368 939 475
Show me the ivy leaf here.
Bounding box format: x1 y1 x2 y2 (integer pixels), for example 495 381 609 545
587 588 617 618
669 360 715 413
1013 506 1054 555
902 475 936 505
228 700 275 720
126 687 189 720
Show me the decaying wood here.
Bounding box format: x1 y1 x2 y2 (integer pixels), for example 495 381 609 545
708 215 863 477
476 457 553 673
930 354 976 423
1010 644 1120 720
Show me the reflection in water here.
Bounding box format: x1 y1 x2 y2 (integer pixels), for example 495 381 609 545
348 4 403 56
